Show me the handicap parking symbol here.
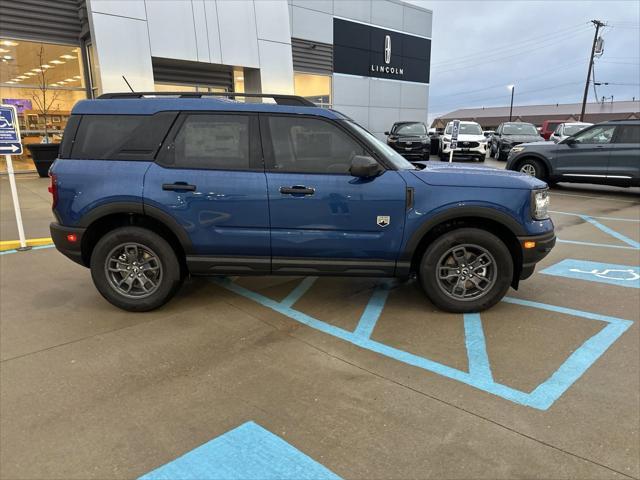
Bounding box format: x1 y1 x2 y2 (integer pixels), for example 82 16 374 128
542 259 640 289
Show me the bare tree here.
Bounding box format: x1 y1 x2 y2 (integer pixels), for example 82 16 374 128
29 45 62 143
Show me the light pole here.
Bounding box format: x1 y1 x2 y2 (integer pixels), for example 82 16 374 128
508 85 515 121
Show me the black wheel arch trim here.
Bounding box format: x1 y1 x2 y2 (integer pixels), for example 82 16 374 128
400 206 527 263
76 201 194 253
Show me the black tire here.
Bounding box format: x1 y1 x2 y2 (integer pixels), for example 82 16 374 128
517 158 546 181
90 226 183 311
419 228 513 313
439 153 448 161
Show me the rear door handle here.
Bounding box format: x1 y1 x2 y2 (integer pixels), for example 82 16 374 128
279 185 315 195
162 182 196 192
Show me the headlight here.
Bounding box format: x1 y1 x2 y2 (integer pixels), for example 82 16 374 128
531 189 550 220
479 138 488 144
421 138 429 144
443 138 450 143
510 146 525 154
388 137 396 143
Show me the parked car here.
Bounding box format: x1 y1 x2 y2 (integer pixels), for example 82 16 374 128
549 122 593 143
539 119 567 140
49 92 555 314
506 119 640 187
490 122 545 161
385 122 430 160
439 121 488 162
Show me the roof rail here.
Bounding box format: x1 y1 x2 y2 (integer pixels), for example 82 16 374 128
96 91 316 107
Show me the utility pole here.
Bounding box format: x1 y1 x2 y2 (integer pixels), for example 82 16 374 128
508 85 515 121
580 20 605 121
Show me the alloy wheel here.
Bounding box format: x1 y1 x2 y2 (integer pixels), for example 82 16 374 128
435 244 497 301
105 243 163 298
520 163 537 176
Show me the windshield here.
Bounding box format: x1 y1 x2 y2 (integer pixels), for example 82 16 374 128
348 121 415 170
445 123 482 135
393 123 426 136
564 124 590 136
502 123 538 135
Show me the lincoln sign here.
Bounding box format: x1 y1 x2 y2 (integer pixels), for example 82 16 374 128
333 18 431 83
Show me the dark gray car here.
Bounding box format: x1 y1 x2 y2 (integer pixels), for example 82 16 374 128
490 122 545 161
506 120 640 187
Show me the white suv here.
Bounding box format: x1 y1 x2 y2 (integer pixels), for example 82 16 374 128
439 121 488 162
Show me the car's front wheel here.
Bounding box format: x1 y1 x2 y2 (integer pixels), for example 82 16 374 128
90 226 183 311
419 228 513 313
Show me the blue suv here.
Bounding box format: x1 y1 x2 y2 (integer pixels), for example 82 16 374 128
49 92 555 313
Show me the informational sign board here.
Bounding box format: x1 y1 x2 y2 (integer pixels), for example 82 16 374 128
450 119 461 150
0 104 23 155
1 104 27 250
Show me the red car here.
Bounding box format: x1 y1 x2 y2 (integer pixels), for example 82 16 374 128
539 120 568 140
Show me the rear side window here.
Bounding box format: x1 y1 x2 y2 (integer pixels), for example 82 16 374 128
266 116 364 174
70 112 176 160
614 125 640 144
170 114 251 170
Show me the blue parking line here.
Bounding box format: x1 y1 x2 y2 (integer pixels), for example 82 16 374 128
139 421 341 480
280 277 317 308
464 314 493 381
541 259 640 288
352 286 390 339
556 239 638 250
550 210 640 222
0 244 55 255
215 278 634 410
580 215 640 249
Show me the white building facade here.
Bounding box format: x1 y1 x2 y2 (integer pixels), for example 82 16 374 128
1 0 432 140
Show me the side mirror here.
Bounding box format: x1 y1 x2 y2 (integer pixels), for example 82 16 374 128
384 131 390 136
563 137 577 146
350 155 382 178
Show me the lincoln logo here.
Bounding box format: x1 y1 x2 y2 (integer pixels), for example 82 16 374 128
371 34 404 76
384 35 391 64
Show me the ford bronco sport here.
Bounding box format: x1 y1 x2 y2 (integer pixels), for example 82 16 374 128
49 92 555 313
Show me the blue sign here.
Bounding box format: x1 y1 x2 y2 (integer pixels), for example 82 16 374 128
0 104 23 155
450 119 460 150
541 259 640 289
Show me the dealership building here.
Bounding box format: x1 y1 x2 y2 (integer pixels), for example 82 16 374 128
1 0 432 170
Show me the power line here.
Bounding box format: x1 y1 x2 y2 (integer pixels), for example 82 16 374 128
432 26 592 75
430 59 588 101
429 81 584 110
431 22 590 67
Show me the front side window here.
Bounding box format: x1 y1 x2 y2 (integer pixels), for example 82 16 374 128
267 116 364 174
348 121 415 170
614 125 640 144
572 125 616 144
173 114 250 169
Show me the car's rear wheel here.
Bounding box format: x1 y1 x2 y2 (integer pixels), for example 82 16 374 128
518 158 546 180
90 226 183 311
419 228 513 313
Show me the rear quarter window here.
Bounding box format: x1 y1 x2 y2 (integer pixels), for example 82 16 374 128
69 112 177 160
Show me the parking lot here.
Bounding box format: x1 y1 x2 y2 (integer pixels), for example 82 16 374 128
1 159 639 479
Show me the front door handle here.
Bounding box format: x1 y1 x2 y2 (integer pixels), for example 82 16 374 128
162 182 196 192
279 185 315 195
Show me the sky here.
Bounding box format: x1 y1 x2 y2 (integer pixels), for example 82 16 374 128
406 0 640 122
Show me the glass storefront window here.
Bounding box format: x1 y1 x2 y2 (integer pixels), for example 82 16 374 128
294 72 331 108
1 38 86 171
154 83 227 93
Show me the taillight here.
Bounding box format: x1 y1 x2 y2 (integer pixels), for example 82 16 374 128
48 173 58 209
